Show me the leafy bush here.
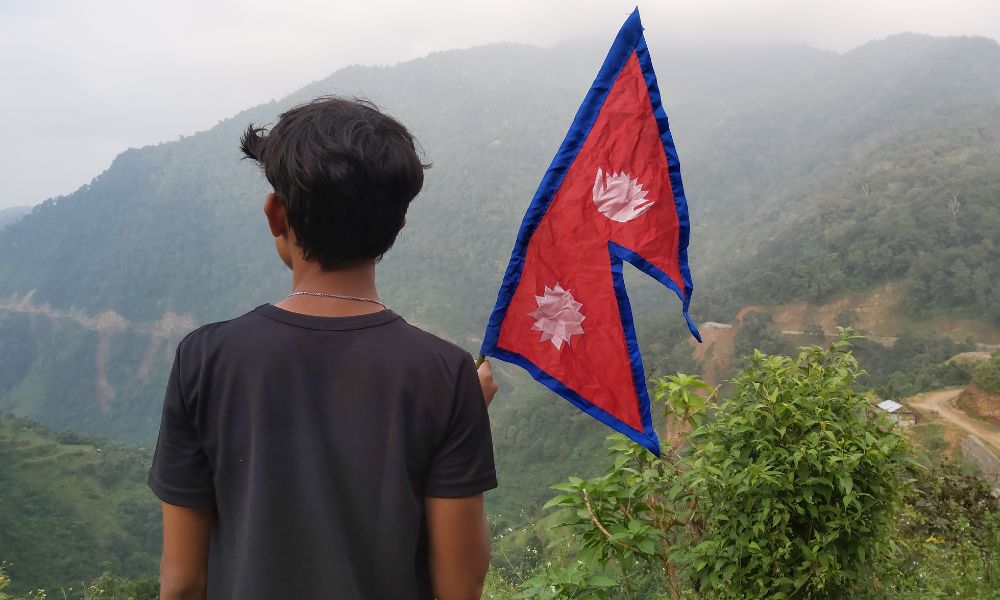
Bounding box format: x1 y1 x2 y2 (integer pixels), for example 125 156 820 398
684 334 914 598
528 333 921 599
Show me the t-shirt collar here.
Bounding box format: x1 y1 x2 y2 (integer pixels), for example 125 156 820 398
254 303 400 331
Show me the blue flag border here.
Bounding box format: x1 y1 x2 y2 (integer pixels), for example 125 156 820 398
479 8 700 456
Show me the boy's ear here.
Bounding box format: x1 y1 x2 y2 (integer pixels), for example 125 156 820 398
263 193 287 238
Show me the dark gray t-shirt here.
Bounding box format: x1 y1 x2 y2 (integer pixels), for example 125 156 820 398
148 304 497 600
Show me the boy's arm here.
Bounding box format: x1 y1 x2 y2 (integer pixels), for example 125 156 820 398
424 354 497 598
477 359 498 407
160 503 212 600
425 494 490 600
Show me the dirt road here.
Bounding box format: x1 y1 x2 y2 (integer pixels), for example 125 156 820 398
907 388 1000 453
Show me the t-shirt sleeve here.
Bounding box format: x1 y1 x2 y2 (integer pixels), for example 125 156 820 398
147 341 215 508
424 353 498 498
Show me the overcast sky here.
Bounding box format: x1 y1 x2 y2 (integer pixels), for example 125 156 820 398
2 0 998 210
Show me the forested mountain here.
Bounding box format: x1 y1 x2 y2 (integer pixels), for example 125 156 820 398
1 33 999 526
702 34 1000 321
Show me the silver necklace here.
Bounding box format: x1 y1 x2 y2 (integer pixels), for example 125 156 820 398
287 290 386 309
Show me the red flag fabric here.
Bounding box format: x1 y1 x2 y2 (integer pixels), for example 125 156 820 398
480 8 700 455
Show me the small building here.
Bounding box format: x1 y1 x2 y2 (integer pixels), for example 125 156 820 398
877 399 902 412
874 399 915 427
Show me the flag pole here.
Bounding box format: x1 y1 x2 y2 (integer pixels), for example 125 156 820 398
475 354 486 368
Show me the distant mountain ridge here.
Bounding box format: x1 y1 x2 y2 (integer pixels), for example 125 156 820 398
0 206 30 230
0 33 998 498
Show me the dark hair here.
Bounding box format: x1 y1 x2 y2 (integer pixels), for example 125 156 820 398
240 96 429 270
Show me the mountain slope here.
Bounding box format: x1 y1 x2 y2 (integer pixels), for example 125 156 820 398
705 112 1000 321
701 34 1000 322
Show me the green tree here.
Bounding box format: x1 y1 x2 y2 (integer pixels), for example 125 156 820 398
684 334 914 598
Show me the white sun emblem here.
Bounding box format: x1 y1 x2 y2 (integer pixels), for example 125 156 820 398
593 167 654 222
529 283 586 350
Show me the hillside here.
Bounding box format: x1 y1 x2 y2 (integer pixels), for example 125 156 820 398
697 34 1000 323
958 384 1000 424
1 33 999 523
0 415 159 595
958 353 1000 424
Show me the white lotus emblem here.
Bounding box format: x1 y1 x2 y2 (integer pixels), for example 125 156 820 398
529 283 585 350
593 168 654 222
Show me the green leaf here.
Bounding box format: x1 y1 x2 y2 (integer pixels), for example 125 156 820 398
637 538 655 555
839 475 853 497
542 494 578 510
585 575 617 587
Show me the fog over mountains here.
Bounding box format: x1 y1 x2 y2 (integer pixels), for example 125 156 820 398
0 32 998 504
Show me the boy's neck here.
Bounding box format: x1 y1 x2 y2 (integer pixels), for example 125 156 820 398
275 259 383 317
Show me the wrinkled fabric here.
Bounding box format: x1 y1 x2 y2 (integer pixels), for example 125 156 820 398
480 9 699 455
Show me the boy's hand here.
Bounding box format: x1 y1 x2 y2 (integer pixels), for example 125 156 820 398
477 360 498 408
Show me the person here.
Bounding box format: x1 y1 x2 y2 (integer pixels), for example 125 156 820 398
147 96 499 600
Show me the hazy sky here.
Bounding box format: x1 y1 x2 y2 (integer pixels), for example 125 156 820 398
2 0 998 210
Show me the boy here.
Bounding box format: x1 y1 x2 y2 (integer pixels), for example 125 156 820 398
148 96 498 600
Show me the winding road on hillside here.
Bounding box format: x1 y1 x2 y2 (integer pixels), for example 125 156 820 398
907 388 1000 453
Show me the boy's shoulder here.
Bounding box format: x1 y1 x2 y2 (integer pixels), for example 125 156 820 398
172 309 247 352
174 305 472 367
392 317 474 364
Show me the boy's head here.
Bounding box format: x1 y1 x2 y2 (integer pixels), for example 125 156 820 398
241 96 428 270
